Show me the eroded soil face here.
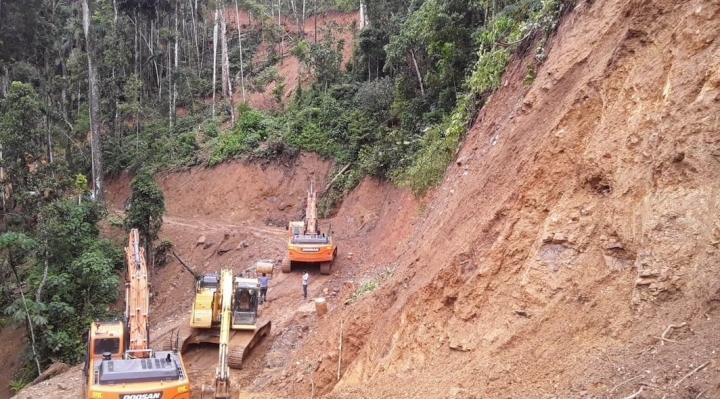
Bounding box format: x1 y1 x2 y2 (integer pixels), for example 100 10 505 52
10 0 720 398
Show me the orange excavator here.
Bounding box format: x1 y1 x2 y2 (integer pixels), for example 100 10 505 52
84 229 190 399
282 180 337 275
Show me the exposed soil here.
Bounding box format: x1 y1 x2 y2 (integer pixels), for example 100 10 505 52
0 327 25 398
9 0 720 398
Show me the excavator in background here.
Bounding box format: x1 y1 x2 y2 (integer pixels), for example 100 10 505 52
282 180 338 274
85 229 190 399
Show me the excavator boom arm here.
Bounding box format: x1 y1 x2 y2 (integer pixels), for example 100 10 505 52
305 180 318 234
125 229 150 356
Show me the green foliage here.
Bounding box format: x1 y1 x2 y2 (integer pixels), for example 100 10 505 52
74 174 89 193
524 63 536 84
208 107 268 165
0 82 49 226
108 215 125 227
348 267 394 302
9 378 29 394
125 169 165 247
0 201 122 367
395 0 571 195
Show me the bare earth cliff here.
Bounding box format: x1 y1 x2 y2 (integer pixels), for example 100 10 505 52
11 0 720 398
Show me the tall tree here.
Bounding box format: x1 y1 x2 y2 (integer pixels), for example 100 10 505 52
234 0 247 102
81 0 104 203
219 2 235 125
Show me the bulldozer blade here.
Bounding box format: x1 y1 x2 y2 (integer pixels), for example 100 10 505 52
227 320 272 369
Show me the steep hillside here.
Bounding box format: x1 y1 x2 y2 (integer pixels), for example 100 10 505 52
311 0 720 398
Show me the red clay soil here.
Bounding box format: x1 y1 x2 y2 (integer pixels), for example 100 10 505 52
10 0 720 398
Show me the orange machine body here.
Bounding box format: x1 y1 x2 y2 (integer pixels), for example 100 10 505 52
85 229 190 399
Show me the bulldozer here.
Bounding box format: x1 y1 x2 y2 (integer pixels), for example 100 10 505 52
282 180 338 275
84 229 190 399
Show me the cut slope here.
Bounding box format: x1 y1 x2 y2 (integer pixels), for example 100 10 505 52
308 0 720 398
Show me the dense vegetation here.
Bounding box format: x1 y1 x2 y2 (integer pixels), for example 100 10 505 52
0 0 572 390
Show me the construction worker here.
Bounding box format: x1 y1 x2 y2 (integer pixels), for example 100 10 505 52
302 271 309 300
258 273 270 303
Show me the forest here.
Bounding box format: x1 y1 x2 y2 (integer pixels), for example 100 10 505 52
0 0 571 391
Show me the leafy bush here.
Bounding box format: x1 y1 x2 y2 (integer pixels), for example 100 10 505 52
207 107 269 165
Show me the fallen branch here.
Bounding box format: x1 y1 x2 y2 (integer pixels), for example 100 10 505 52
310 379 315 399
610 375 643 393
674 361 710 387
322 163 352 196
660 322 687 345
623 386 643 399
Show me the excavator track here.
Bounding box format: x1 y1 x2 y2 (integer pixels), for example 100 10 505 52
320 262 331 275
281 256 291 273
320 249 337 275
227 320 272 369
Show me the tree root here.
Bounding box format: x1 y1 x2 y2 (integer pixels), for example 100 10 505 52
658 322 687 345
610 375 643 393
623 386 643 399
674 361 710 387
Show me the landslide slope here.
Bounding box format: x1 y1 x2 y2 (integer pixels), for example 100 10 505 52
300 0 719 398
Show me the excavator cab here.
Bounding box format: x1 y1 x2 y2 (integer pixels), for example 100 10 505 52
231 277 259 330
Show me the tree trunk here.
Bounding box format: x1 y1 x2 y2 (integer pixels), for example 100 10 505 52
172 3 179 140
1 145 5 219
82 0 104 203
168 42 173 130
9 261 42 377
189 0 200 73
410 49 425 97
219 4 234 126
36 243 48 302
290 0 300 35
360 1 366 28
233 0 246 103
212 9 218 120
278 0 284 62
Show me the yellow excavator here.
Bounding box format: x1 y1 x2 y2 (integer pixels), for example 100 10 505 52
172 267 270 398
282 180 337 275
84 229 190 399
